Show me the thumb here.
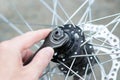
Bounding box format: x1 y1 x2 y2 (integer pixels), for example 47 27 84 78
26 47 54 78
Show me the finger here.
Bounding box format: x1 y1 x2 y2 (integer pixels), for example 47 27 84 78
10 29 51 50
22 49 33 62
26 47 54 77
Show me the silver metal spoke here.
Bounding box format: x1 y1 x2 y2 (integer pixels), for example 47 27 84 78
10 2 40 49
0 14 23 35
90 19 120 77
1 0 120 80
58 60 84 80
88 13 120 23
84 46 97 80
77 8 89 25
89 37 119 50
10 2 33 31
84 64 89 80
40 0 65 23
71 52 120 58
84 12 89 24
57 0 74 25
100 56 120 65
65 58 76 80
65 0 88 24
40 65 60 78
92 56 120 69
91 43 117 49
105 15 120 27
88 0 93 21
51 0 58 25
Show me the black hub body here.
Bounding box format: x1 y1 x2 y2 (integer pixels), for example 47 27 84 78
24 24 97 77
50 24 97 76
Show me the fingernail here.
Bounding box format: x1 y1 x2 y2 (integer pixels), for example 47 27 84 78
43 47 54 55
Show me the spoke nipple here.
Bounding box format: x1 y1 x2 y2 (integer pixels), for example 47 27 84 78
89 46 93 48
62 59 65 61
74 52 78 55
54 53 58 56
82 67 85 70
69 24 72 27
90 57 93 59
81 40 83 43
78 30 81 32
61 68 64 70
71 31 74 34
74 33 79 39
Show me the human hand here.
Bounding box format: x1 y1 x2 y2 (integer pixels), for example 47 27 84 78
0 29 54 80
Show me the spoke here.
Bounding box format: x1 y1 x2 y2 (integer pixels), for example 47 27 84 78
88 73 92 80
80 38 92 47
80 33 98 48
105 15 120 27
84 12 89 23
79 31 103 48
92 37 112 47
87 0 94 43
94 17 120 55
49 72 63 75
77 8 89 25
84 46 97 80
46 64 51 80
10 3 33 31
111 21 120 33
49 64 65 76
54 0 58 25
65 58 76 80
87 13 120 23
92 22 120 67
72 11 120 80
90 37 119 50
88 0 94 22
52 0 57 25
0 14 23 35
57 0 74 25
91 43 120 50
85 33 116 48
88 0 92 21
51 0 58 25
0 21 58 27
92 56 120 69
90 19 120 77
0 15 39 48
65 0 88 24
100 56 120 65
83 16 119 73
71 52 120 58
9 2 41 48
84 64 89 80
40 65 59 78
40 0 65 23
57 60 84 80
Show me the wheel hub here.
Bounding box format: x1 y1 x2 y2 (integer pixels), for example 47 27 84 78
50 24 97 76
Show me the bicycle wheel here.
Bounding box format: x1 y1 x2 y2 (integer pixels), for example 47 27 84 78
0 0 120 80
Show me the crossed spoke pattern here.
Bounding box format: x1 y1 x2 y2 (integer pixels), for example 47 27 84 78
0 0 120 80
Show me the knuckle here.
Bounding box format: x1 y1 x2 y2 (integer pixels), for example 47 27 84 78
25 31 33 35
0 41 10 49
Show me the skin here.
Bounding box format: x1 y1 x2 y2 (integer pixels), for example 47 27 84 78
0 29 54 80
